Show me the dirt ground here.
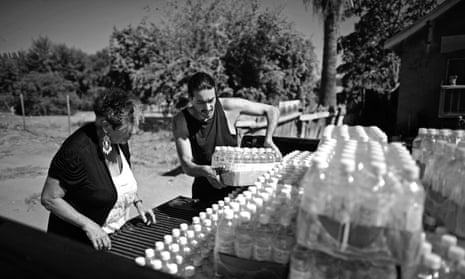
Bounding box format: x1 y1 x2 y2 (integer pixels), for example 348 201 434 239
0 112 192 231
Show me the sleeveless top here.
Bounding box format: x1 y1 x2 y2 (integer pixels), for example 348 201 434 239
182 100 237 204
102 146 138 233
182 100 237 165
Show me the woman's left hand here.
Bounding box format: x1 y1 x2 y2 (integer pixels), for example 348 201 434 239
134 201 156 225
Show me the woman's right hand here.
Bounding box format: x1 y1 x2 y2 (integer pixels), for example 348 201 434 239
83 221 111 251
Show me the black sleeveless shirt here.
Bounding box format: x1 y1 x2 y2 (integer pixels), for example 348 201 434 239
182 100 237 204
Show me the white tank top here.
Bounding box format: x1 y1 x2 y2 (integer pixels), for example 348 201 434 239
102 147 138 233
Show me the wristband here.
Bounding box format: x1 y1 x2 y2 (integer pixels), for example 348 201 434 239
133 199 143 206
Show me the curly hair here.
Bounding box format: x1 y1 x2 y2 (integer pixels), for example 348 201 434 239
187 72 216 98
93 88 139 128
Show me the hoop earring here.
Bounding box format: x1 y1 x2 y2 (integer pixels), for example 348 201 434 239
102 133 112 155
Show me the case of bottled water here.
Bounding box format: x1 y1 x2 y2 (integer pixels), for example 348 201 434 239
213 151 312 279
211 146 282 186
414 127 465 237
296 125 425 274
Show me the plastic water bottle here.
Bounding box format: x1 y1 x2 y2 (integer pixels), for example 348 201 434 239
183 265 196 278
414 252 441 278
234 211 254 259
134 256 146 266
272 214 295 264
441 246 465 277
437 235 458 259
160 250 174 273
215 208 236 256
145 248 155 264
253 213 273 262
212 146 221 169
288 245 312 279
446 260 465 279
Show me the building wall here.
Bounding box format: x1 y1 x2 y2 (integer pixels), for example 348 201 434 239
396 1 465 136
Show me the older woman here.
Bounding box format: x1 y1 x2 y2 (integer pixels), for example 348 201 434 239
41 88 155 250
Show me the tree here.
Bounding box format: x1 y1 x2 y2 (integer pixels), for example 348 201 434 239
13 72 79 115
223 10 318 102
303 0 348 112
338 0 437 95
110 0 318 108
337 0 437 127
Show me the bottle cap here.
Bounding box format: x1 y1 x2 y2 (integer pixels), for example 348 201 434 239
423 253 441 270
421 242 432 255
441 234 458 247
239 211 251 221
145 248 155 259
180 223 188 231
179 236 187 246
164 235 173 244
152 259 162 270
172 228 180 237
175 255 184 265
193 224 202 232
167 263 178 274
204 219 212 227
192 217 200 224
134 256 145 266
199 212 206 219
171 243 180 253
160 251 171 261
448 246 465 262
184 265 196 277
224 209 234 219
206 208 213 215
155 241 164 251
186 230 195 239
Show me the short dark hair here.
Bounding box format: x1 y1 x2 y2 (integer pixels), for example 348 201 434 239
187 72 216 98
93 88 139 128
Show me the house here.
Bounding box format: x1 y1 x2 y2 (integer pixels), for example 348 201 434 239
385 0 465 136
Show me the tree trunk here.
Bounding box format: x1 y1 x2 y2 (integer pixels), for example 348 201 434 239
320 10 338 111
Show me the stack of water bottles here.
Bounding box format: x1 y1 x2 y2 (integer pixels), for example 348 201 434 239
133 150 309 278
295 125 425 278
412 127 465 238
214 151 313 278
134 205 224 278
211 146 282 186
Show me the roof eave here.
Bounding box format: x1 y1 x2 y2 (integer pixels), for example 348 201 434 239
384 0 462 50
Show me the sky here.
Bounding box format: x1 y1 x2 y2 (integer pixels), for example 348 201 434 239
0 0 355 63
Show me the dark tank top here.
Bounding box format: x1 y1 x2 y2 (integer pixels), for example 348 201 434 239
182 100 237 205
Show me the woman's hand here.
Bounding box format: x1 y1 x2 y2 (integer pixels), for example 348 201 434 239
134 201 156 225
83 220 111 251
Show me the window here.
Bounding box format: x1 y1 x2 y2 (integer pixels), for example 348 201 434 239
438 58 465 117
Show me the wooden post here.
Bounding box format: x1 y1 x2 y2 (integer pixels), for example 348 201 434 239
20 93 26 130
66 94 71 135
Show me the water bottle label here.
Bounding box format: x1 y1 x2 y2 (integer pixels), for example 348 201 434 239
253 245 272 261
235 242 252 259
289 268 311 279
218 239 235 254
272 247 290 264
